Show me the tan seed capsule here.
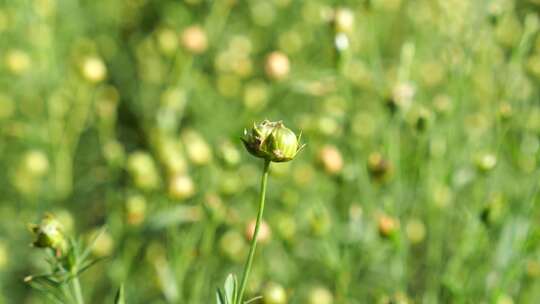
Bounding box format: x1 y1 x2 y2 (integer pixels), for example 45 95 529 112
318 145 343 175
181 25 208 54
245 219 271 243
378 215 398 238
265 51 290 80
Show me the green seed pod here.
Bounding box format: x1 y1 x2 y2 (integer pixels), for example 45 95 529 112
29 214 66 251
266 124 299 162
242 120 304 163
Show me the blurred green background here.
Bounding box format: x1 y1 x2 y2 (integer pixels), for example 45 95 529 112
2 0 540 303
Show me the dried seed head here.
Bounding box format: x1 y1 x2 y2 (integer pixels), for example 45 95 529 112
367 152 393 183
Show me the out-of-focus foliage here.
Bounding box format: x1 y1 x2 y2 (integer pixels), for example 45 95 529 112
2 0 540 303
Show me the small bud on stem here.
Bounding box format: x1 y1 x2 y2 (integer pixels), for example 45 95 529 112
241 120 305 163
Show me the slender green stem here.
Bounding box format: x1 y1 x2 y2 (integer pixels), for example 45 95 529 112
72 275 84 304
237 160 271 304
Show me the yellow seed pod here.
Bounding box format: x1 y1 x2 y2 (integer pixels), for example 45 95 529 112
23 150 49 177
0 94 15 120
127 151 161 191
156 28 178 55
126 194 147 226
81 56 107 83
308 286 333 304
182 130 213 165
90 229 114 257
406 219 426 244
334 8 354 34
6 49 31 74
0 241 7 269
263 282 287 304
168 174 196 200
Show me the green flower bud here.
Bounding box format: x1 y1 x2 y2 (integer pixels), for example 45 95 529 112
29 214 66 251
242 120 275 158
242 120 304 162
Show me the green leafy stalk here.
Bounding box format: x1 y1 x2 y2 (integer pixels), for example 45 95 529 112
71 275 84 304
237 160 271 304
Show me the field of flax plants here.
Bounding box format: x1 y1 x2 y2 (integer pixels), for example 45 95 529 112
2 0 540 303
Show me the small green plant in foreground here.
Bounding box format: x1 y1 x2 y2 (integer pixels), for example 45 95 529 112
24 214 119 304
216 120 304 304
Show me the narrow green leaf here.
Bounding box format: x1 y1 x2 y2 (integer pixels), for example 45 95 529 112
80 226 107 264
232 275 238 304
216 288 227 304
75 256 108 277
244 296 263 304
224 273 236 304
114 284 125 304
